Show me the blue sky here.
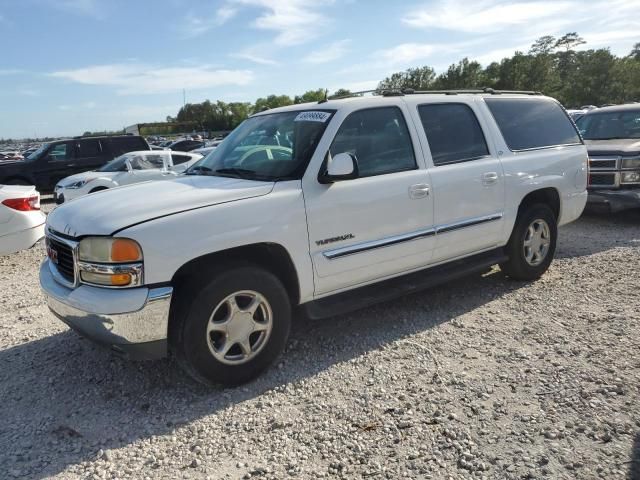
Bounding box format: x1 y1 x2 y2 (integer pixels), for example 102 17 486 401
1 0 638 139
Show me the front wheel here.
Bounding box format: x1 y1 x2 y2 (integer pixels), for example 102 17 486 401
500 204 557 281
171 264 291 386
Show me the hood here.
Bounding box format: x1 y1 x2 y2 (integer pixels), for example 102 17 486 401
584 138 640 156
47 175 275 237
58 171 116 186
0 159 25 167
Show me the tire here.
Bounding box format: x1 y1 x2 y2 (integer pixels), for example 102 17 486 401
500 204 557 281
171 264 291 386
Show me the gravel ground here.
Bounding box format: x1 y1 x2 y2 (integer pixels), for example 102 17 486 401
0 200 639 480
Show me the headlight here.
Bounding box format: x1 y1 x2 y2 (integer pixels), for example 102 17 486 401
621 157 640 169
65 179 90 189
79 237 142 263
78 237 143 287
621 171 640 184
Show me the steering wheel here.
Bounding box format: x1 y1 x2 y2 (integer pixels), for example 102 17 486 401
237 146 293 167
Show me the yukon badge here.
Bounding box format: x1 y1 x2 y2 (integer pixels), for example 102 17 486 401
316 234 355 246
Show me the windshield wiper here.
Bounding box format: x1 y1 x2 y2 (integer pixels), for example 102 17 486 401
212 167 261 179
185 165 213 175
587 136 631 140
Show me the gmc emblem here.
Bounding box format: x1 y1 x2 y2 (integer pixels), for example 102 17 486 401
47 244 59 264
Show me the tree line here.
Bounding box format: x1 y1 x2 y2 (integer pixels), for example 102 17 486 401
173 33 639 133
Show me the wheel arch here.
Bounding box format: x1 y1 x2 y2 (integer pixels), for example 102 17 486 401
170 242 301 306
517 187 561 220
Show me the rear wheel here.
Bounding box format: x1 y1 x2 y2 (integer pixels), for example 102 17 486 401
171 264 291 386
500 204 557 280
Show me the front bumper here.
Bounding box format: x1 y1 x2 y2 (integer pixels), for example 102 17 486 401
587 189 640 213
40 260 172 360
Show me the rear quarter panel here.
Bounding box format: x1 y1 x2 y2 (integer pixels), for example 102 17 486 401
477 100 588 241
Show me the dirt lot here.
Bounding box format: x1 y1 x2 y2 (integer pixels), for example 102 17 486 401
0 201 639 480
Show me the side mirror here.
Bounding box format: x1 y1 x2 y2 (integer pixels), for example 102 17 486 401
319 152 358 184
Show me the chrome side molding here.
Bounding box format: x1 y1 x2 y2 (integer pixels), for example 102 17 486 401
323 213 503 260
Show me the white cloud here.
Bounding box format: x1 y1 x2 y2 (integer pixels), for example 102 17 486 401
0 68 23 75
180 5 237 37
49 63 253 95
18 88 40 97
232 0 333 46
403 0 575 34
304 39 350 64
232 52 280 66
54 0 104 18
58 105 71 111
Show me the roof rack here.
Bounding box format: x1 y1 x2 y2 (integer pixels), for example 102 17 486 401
325 87 542 102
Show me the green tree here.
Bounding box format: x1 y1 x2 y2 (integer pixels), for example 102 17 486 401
294 88 326 104
378 66 436 90
252 94 294 113
330 88 353 98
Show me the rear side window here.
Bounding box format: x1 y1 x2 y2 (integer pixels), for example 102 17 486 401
418 103 489 166
109 136 148 156
330 107 416 177
78 139 101 157
171 154 191 165
485 98 581 151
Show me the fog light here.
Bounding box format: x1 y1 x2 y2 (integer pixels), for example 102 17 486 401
621 171 640 183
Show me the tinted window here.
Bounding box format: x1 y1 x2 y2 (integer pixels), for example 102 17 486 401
330 107 416 177
48 142 75 161
576 110 640 140
485 98 581 150
129 154 163 170
418 103 489 166
78 139 101 157
171 154 191 165
109 136 148 156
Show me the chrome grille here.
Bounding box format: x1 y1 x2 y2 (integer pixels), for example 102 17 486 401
46 232 77 286
588 156 620 188
589 173 617 187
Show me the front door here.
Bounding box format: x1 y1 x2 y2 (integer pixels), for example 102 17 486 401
35 141 78 191
303 105 435 296
411 101 505 262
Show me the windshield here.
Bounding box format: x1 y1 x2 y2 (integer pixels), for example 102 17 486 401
26 143 49 161
577 110 640 140
98 154 130 172
186 110 334 181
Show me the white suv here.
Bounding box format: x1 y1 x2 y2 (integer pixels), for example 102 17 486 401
40 90 588 385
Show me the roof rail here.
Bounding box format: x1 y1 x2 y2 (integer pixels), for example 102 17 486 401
326 87 542 101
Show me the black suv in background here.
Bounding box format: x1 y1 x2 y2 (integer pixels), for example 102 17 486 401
168 139 205 152
0 135 149 192
577 104 640 212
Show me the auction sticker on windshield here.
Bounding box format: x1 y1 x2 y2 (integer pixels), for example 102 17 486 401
295 111 332 123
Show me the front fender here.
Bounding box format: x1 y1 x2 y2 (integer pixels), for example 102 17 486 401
117 181 316 304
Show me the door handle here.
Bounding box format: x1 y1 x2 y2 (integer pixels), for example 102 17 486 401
409 183 430 199
482 172 499 185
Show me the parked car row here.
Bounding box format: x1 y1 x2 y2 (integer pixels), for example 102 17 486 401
54 150 202 204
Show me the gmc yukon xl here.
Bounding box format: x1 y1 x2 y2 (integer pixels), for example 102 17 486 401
39 91 588 385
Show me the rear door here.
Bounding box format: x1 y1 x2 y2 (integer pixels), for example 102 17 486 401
76 138 107 172
409 100 505 262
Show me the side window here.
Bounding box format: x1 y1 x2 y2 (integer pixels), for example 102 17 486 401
143 154 165 168
418 103 489 166
77 139 101 157
110 137 147 156
171 154 191 165
48 142 75 162
485 98 581 150
330 107 416 178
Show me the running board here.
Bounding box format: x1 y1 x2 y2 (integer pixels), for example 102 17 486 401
303 248 507 320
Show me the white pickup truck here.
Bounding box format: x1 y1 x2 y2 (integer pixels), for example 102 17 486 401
40 90 588 385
